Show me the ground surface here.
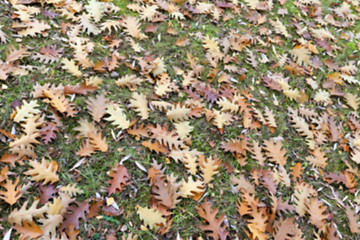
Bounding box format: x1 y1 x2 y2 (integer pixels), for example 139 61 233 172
0 0 360 239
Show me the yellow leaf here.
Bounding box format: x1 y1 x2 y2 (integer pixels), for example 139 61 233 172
136 206 166 231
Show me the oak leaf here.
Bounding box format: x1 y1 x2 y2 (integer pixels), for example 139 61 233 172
107 164 131 196
221 139 247 156
151 174 182 209
14 221 43 240
61 58 82 77
24 158 59 184
306 197 330 229
263 139 288 166
150 124 186 150
12 100 40 123
136 206 166 231
17 19 51 37
38 214 63 239
60 201 89 230
78 139 95 157
88 131 108 152
273 217 298 240
8 199 48 225
6 45 28 62
121 16 147 40
166 104 191 122
129 92 149 120
86 94 109 122
63 82 98 96
38 183 57 204
105 103 130 129
142 140 168 154
199 156 220 184
59 184 83 197
196 200 229 240
0 177 22 205
345 205 360 234
43 89 70 114
180 177 205 199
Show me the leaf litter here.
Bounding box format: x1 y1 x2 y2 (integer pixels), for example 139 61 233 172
0 0 360 239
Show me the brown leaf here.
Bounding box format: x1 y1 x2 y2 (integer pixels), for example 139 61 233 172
14 221 43 239
263 139 288 166
37 183 58 204
196 199 229 240
176 37 190 46
88 198 104 218
306 197 330 229
142 140 169 154
145 24 158 33
77 139 96 157
261 76 282 91
40 44 63 57
221 139 248 155
103 205 122 216
151 174 182 209
64 82 98 96
60 201 89 230
43 89 70 114
328 116 342 142
88 131 108 152
6 45 28 62
0 165 8 183
127 122 149 138
107 164 131 196
40 121 58 144
1 152 22 167
274 217 298 240
65 223 80 240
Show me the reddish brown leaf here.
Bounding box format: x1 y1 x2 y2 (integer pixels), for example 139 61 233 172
40 44 63 57
40 121 58 144
151 175 182 209
145 24 158 33
328 116 342 142
103 205 122 216
60 201 89 230
261 76 282 91
88 198 104 218
107 164 131 196
37 183 58 204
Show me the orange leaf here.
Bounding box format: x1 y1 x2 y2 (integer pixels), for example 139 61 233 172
0 177 22 205
14 221 43 239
